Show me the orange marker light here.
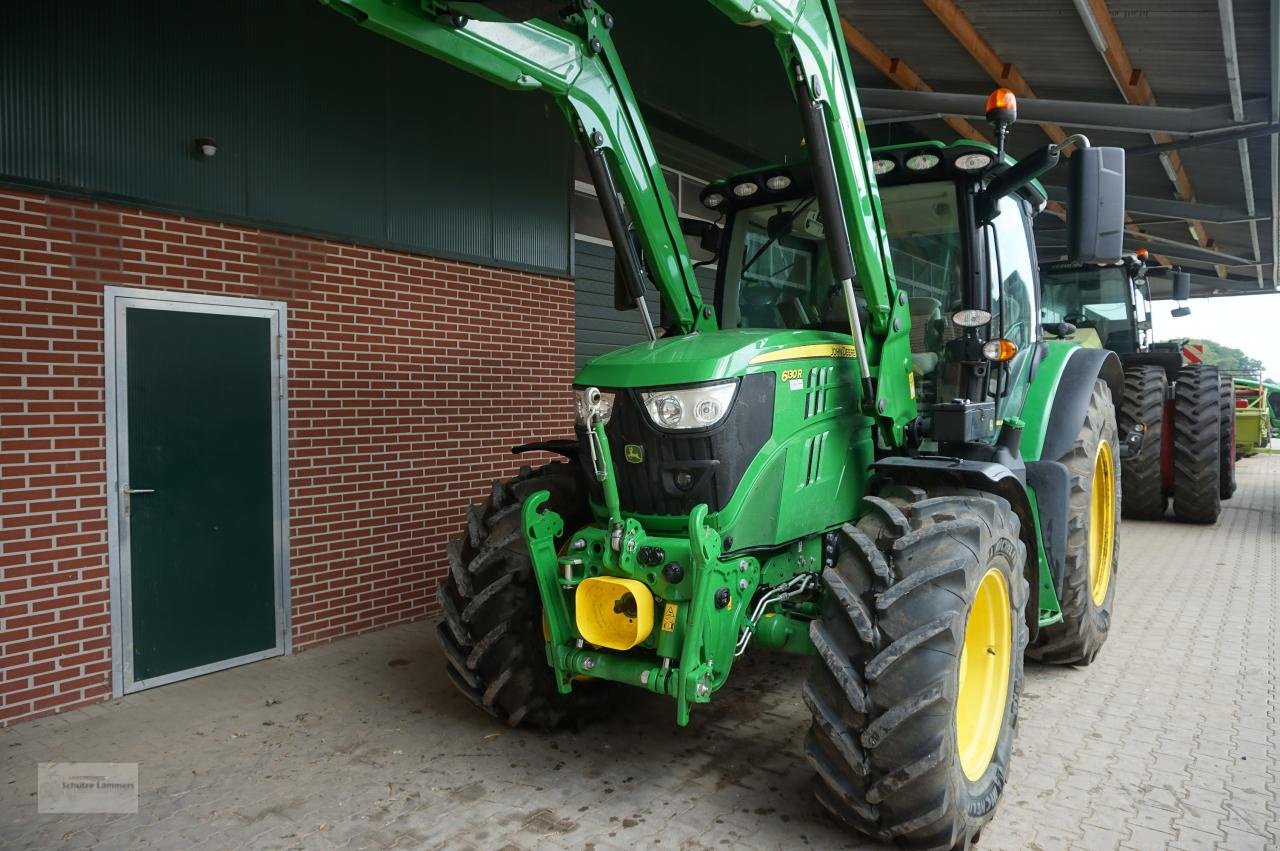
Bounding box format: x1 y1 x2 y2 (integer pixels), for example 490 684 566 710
985 88 1018 125
985 88 1017 114
982 338 1019 362
1136 247 1149 260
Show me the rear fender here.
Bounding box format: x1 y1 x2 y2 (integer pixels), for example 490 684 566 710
871 456 1042 640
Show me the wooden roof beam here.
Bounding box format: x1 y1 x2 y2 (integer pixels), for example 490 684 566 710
840 18 1067 222
839 19 987 144
919 0 1069 147
919 0 1173 261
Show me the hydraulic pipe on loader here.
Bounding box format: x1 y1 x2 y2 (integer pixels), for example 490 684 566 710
321 0 714 335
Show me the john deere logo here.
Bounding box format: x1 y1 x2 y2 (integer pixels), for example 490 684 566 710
624 444 645 464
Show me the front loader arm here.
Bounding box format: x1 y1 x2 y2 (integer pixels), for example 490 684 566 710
322 0 714 334
707 0 916 446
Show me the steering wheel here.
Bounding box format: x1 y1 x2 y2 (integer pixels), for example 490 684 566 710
1063 312 1088 326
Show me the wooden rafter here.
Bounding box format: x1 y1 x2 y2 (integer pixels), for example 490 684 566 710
839 18 1073 220
839 19 987 144
920 0 1172 266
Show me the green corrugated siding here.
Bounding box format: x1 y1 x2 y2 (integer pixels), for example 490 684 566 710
0 0 572 276
573 239 717 371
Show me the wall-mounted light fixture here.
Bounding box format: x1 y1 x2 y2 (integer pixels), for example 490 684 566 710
195 137 217 158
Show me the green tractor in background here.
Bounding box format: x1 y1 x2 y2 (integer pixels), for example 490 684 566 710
1038 256 1234 522
326 0 1127 845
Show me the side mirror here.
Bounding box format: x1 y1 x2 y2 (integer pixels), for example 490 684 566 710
678 217 723 254
1171 269 1191 301
1169 269 1191 317
1067 146 1125 263
1041 321 1077 340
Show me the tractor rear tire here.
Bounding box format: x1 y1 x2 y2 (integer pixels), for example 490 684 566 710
1172 366 1221 524
1217 372 1236 500
1118 365 1166 520
435 461 613 729
1028 379 1119 666
804 490 1028 849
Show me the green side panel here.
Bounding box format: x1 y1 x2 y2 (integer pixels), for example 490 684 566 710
0 4 58 184
126 309 277 681
247 1 385 243
55 0 249 213
0 0 571 276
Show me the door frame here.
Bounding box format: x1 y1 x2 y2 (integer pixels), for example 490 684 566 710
104 286 291 697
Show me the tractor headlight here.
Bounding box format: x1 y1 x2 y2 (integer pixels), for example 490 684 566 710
641 381 737 430
574 387 615 426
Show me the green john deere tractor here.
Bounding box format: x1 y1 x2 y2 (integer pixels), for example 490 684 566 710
1038 257 1234 522
325 1 1127 845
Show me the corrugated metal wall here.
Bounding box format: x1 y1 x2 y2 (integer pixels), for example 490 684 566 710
573 239 716 371
0 0 572 276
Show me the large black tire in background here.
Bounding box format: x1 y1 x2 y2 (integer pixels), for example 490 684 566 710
436 461 613 728
804 490 1028 849
1029 379 1120 666
1217 372 1236 500
1118 365 1166 520
1171 366 1222 524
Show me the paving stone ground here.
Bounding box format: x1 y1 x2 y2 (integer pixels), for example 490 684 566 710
3 455 1278 850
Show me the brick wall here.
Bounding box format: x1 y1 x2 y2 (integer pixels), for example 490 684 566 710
0 188 577 726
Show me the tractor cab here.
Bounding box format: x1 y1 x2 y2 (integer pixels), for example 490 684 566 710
701 139 1047 442
1038 254 1151 354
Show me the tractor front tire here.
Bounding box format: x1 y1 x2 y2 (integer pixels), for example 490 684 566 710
1029 378 1119 666
435 461 613 729
1217 371 1236 500
1172 366 1222 523
1118 365 1166 520
804 491 1029 849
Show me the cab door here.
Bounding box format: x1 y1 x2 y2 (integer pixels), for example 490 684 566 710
984 195 1039 424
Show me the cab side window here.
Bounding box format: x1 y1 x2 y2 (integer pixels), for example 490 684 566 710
986 196 1037 351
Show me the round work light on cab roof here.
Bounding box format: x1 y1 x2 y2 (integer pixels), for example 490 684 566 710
765 174 792 191
955 151 993 172
905 152 941 171
732 181 759 198
703 191 724 209
872 157 896 175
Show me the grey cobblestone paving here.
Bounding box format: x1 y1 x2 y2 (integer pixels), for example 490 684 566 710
3 455 1277 850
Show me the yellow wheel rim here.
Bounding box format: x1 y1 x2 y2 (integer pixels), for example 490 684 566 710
956 567 1012 782
1088 440 1116 606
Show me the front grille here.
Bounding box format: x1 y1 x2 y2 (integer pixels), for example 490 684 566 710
577 372 775 516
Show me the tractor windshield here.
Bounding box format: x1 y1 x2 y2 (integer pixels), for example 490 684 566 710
1040 266 1137 351
718 181 964 399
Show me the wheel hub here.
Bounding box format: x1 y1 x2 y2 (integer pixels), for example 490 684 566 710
1089 440 1115 606
956 567 1012 781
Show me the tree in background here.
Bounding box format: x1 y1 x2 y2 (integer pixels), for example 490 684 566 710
1159 338 1267 378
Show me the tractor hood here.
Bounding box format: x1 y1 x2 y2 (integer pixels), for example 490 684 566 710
574 328 859 388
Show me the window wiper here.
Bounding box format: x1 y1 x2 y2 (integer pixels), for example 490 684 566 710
741 198 816 277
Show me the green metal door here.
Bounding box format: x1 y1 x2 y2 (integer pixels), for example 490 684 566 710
111 292 286 691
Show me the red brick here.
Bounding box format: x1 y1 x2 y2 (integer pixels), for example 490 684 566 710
0 187 575 726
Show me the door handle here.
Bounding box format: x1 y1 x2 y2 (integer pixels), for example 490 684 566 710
121 486 155 518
